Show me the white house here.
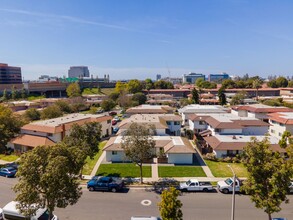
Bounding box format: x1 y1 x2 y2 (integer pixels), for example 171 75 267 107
203 135 284 158
103 136 196 164
268 112 293 139
231 104 292 122
9 113 112 153
178 105 228 125
118 114 182 136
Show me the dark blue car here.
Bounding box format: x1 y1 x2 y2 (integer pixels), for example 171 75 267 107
0 167 17 177
87 176 124 192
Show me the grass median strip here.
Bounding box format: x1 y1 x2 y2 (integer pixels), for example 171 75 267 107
82 141 107 175
158 166 206 177
204 160 248 177
0 154 19 162
96 163 151 177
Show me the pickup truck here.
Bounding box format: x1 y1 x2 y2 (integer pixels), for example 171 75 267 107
87 176 124 192
217 177 242 194
179 179 213 192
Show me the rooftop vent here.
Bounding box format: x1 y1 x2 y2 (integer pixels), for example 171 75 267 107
232 135 237 140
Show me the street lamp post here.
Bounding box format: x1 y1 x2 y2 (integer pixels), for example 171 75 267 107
228 164 236 220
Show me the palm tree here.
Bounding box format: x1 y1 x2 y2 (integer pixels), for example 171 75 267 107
252 79 262 101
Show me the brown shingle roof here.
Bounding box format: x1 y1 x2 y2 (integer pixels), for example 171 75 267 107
11 134 55 147
268 112 293 125
231 105 293 113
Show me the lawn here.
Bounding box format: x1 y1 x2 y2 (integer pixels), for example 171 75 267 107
0 154 19 162
100 88 115 96
158 166 206 177
82 141 107 175
204 160 248 177
82 88 103 95
96 163 151 177
27 95 45 101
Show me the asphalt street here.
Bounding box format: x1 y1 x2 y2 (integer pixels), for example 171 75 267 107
1 177 293 220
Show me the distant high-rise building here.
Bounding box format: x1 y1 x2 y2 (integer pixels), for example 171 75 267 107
208 72 230 82
156 74 162 81
68 66 90 78
0 63 22 84
182 72 205 84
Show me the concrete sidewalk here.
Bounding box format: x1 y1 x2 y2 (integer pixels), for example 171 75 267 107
90 151 106 176
151 158 159 181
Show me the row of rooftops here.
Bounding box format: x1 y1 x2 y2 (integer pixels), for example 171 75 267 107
103 136 195 154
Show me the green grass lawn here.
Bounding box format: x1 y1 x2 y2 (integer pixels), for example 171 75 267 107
158 166 206 177
204 160 248 177
82 141 107 175
27 95 45 101
96 163 151 177
82 88 103 95
0 154 19 162
100 88 115 96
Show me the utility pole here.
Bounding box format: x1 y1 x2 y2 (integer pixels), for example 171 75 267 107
228 164 236 220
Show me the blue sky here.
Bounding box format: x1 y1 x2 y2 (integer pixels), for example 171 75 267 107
0 0 293 80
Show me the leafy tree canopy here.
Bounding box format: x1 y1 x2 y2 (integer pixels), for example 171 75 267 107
242 138 293 220
158 187 183 220
66 83 81 98
101 99 116 111
127 79 143 94
41 105 63 120
14 144 82 219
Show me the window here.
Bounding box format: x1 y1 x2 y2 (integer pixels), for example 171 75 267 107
271 129 275 134
174 121 180 125
112 151 117 155
47 133 53 137
166 121 171 125
199 121 205 125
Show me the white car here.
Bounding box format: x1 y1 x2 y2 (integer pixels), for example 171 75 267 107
0 208 3 220
289 181 293 193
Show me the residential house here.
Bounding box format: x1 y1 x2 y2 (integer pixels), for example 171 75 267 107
178 104 228 125
9 113 112 153
103 136 195 164
231 104 292 122
118 114 182 136
125 104 174 115
268 112 293 139
203 135 284 158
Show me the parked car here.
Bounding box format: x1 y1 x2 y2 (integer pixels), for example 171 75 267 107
87 176 124 192
109 111 117 116
272 218 288 220
289 181 293 194
112 120 117 126
112 127 119 134
0 167 17 178
113 116 121 121
2 201 58 220
5 162 19 170
179 179 213 192
217 177 243 194
96 109 104 113
152 178 180 194
0 208 3 220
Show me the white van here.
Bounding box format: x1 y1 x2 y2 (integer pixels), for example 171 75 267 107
2 201 58 220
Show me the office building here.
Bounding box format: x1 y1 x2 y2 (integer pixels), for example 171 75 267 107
68 66 90 78
182 72 205 84
0 63 22 84
208 72 230 82
156 74 161 81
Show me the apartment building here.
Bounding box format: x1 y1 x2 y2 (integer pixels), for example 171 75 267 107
103 136 195 164
0 63 22 84
268 112 293 139
231 104 292 122
9 113 112 153
178 104 228 125
118 114 182 136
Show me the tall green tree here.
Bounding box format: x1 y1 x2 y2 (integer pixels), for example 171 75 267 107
115 81 126 93
101 99 116 111
23 108 41 122
279 131 292 148
54 100 72 113
158 187 183 220
2 89 8 101
62 122 102 175
14 144 82 219
230 91 247 105
66 83 81 97
145 78 154 90
121 123 156 184
252 79 262 101
127 79 143 94
40 105 63 119
191 88 199 104
11 86 18 100
0 104 23 153
132 92 147 105
242 138 293 220
218 87 227 105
